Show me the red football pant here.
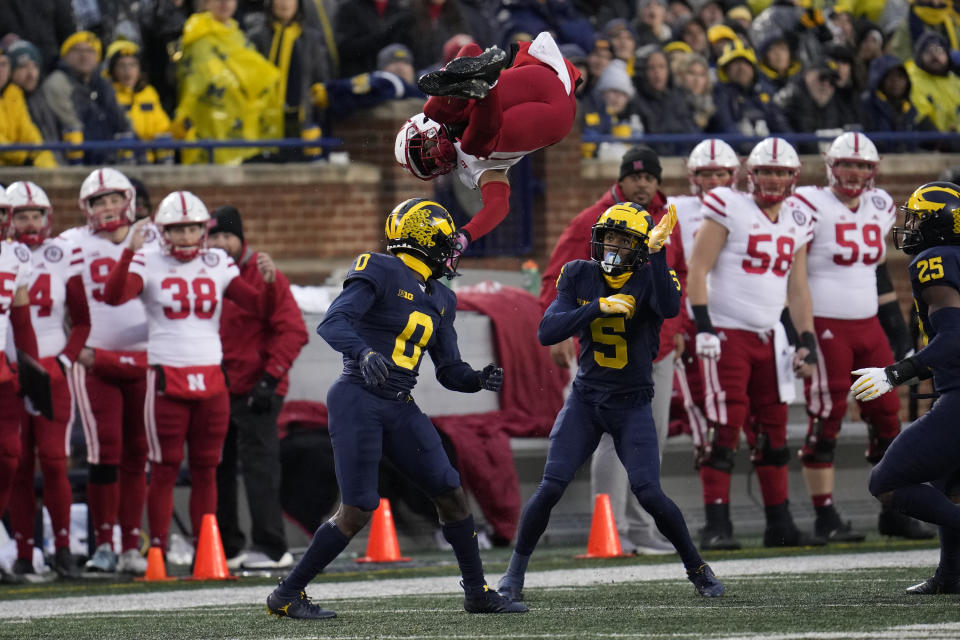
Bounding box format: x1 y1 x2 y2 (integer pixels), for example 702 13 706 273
803 316 900 468
424 45 576 159
0 380 24 518
144 369 229 551
700 328 789 507
71 363 148 551
9 359 73 558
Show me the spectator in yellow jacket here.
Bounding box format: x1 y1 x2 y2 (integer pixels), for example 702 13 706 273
906 31 960 132
0 46 57 168
105 40 173 164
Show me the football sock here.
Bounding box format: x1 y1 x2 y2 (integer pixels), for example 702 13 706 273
40 457 73 550
938 525 960 579
891 485 960 530
754 465 789 506
634 486 702 570
119 461 147 552
188 465 217 544
442 514 486 589
147 463 178 551
277 521 350 600
812 494 834 509
8 456 36 559
503 551 530 584
87 481 119 547
514 477 565 556
699 467 731 504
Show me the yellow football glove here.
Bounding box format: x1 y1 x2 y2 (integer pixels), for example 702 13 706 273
648 204 677 253
599 294 636 318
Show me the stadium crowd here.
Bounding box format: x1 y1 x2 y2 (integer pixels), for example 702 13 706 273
2 0 960 166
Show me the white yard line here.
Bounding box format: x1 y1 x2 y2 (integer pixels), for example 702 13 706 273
0 548 940 620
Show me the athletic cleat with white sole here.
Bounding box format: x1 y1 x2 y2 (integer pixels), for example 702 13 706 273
906 571 960 594
267 588 337 619
463 583 528 613
688 563 725 597
243 551 294 570
117 549 148 574
84 543 118 573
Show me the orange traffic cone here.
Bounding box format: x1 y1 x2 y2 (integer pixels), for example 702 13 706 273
136 546 177 581
576 493 633 559
190 513 237 580
355 498 411 563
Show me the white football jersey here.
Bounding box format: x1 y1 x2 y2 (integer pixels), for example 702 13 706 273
0 239 34 353
797 186 896 320
129 248 239 367
666 194 704 265
27 237 84 357
702 187 816 332
69 224 160 351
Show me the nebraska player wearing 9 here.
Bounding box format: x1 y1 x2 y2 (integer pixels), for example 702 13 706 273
102 191 277 558
5 181 90 580
794 132 932 542
687 137 824 550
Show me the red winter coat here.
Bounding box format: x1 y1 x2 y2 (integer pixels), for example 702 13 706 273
219 247 308 396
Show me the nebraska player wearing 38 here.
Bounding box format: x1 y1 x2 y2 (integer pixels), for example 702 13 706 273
103 191 276 558
69 168 158 574
795 132 933 542
687 137 826 550
5 182 90 580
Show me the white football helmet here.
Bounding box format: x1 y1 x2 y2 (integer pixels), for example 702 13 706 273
154 191 211 261
686 139 740 196
6 181 52 246
745 137 801 205
825 132 879 199
394 113 457 180
0 187 11 237
79 167 136 232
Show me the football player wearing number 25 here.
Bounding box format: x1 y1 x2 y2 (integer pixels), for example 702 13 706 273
266 199 524 620
102 191 276 563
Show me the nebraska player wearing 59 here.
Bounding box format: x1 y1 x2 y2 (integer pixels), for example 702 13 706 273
5 182 90 580
687 137 825 549
103 192 276 558
69 168 158 574
395 32 579 253
796 132 933 542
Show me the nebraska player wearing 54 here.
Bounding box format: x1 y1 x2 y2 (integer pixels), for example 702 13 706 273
103 192 276 559
796 132 933 542
5 182 91 581
70 168 157 574
687 137 826 550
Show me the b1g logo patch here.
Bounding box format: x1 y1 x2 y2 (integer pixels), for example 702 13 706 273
44 245 64 263
14 245 30 263
202 251 220 267
871 196 886 211
791 209 807 225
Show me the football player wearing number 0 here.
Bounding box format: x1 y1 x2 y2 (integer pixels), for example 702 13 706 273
266 199 524 620
68 168 160 574
687 137 825 550
497 203 725 603
855 183 960 594
5 182 90 580
795 132 932 543
102 191 276 560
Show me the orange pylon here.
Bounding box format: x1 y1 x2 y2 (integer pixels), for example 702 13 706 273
576 493 633 558
135 546 177 581
355 498 411 563
190 513 237 580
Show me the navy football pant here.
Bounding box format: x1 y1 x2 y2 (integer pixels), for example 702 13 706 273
515 386 702 570
327 379 461 511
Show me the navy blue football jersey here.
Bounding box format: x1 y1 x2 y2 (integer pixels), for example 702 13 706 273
909 245 960 392
322 252 464 395
539 252 681 395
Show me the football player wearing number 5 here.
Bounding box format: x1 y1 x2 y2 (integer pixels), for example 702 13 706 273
853 183 960 594
5 181 90 580
497 203 725 603
69 168 160 574
266 199 524 620
687 137 825 550
102 191 276 561
794 132 932 544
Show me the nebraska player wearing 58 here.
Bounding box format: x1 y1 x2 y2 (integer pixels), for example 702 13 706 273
795 132 933 542
103 192 276 558
5 182 91 580
68 168 157 574
687 137 825 550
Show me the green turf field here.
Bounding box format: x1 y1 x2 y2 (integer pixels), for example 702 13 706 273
2 541 958 640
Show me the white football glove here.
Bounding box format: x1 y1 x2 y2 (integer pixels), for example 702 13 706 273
850 367 894 401
696 332 721 360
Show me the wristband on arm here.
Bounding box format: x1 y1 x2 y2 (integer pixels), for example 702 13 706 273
799 331 818 365
692 305 714 334
884 355 932 386
779 308 800 346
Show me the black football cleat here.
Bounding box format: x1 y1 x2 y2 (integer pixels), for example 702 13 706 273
906 571 960 594
687 563 725 597
496 577 525 603
418 47 508 98
463 583 528 613
52 547 81 578
815 513 866 543
764 502 827 548
267 588 337 620
878 510 936 540
700 527 742 551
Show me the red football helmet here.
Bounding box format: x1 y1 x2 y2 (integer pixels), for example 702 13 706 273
394 113 457 180
79 167 136 232
6 181 53 246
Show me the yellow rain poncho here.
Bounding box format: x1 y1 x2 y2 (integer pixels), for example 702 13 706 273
174 12 282 165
